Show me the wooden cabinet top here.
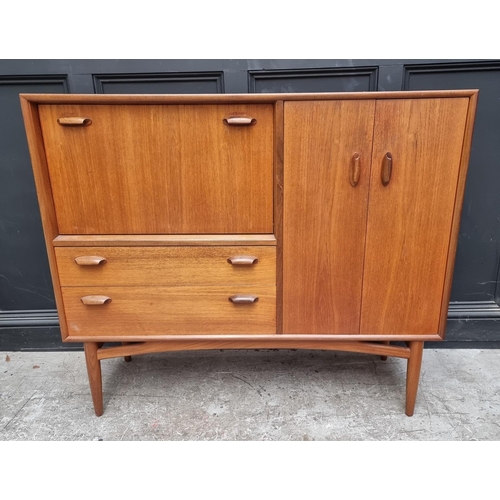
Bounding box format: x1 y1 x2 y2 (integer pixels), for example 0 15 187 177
20 89 478 105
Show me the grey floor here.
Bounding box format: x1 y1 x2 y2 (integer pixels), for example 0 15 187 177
1 348 499 440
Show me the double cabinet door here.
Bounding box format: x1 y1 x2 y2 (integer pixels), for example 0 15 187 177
283 98 470 335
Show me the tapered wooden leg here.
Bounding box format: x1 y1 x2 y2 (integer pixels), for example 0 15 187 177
405 341 424 416
84 342 103 417
380 341 390 361
122 342 132 362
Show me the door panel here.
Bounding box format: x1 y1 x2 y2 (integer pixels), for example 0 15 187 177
360 98 469 334
39 104 274 234
283 100 376 334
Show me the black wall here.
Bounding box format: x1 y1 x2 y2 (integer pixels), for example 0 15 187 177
1 59 499 350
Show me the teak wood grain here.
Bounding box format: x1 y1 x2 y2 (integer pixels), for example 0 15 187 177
96 340 411 360
19 98 70 339
84 343 103 416
53 234 277 246
437 92 478 337
61 286 276 337
55 246 276 286
274 100 284 334
360 98 470 334
405 341 424 416
39 104 274 234
283 100 376 334
21 90 478 105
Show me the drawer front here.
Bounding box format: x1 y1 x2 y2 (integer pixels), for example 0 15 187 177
39 104 274 234
55 246 276 286
62 286 276 337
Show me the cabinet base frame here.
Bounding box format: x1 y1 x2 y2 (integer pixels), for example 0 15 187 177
83 339 424 417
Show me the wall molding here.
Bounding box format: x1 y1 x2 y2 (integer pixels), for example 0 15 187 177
403 60 500 89
0 310 59 327
447 301 500 319
93 72 224 94
0 74 68 90
248 66 379 93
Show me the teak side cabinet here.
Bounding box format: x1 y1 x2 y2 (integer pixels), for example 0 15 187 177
21 91 478 416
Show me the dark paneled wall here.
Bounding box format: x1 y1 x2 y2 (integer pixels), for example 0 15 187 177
1 59 499 350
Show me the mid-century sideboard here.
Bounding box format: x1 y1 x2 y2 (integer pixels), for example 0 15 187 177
20 90 478 416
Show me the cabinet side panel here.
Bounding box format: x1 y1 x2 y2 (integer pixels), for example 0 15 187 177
19 97 68 340
283 100 376 334
360 98 469 335
437 92 478 337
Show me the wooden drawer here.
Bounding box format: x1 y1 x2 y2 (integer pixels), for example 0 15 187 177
61 286 276 338
55 246 276 286
39 104 274 234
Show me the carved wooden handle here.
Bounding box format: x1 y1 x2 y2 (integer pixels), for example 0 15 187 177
227 256 259 265
81 295 112 305
381 152 393 186
223 117 257 126
350 153 361 187
57 117 92 126
74 256 107 266
228 295 259 304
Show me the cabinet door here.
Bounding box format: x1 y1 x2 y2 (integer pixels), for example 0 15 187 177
360 98 469 334
283 100 376 334
39 104 274 234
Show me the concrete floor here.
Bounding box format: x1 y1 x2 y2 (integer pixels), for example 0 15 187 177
1 348 499 440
